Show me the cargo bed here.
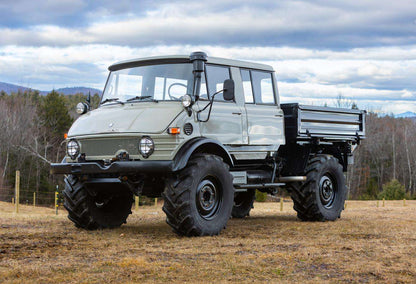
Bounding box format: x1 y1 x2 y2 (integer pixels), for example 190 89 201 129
281 103 366 143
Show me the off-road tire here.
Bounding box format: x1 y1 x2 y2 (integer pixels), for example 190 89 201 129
287 155 346 221
162 154 234 236
63 175 133 229
231 189 255 218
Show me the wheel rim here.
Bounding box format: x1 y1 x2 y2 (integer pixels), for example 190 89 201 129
196 177 222 220
94 194 114 210
319 174 337 209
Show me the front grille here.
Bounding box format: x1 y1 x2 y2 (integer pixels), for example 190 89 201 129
78 135 179 159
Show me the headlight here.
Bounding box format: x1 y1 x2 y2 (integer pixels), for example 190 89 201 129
67 140 80 159
182 94 192 108
139 136 154 158
76 102 88 115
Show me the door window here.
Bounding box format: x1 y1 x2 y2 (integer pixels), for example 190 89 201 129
240 69 254 103
205 65 231 101
251 71 275 105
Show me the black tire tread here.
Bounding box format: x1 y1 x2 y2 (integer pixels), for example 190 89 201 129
231 189 255 218
162 154 233 236
63 175 133 230
287 154 346 221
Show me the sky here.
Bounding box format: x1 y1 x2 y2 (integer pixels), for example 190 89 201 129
0 0 415 114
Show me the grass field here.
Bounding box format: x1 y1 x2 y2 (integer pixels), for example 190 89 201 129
0 200 415 283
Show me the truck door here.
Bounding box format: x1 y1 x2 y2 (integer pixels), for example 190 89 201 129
241 69 285 145
197 65 245 145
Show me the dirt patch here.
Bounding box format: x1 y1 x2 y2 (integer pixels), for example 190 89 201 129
0 200 415 283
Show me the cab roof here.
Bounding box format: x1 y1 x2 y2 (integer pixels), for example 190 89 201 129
108 54 274 72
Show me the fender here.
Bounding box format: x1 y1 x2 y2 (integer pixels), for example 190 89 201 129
172 137 234 172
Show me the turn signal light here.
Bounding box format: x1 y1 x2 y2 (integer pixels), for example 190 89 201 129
168 127 181 135
64 133 68 139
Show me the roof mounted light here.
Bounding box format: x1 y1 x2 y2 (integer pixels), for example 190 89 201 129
76 102 88 115
182 94 192 108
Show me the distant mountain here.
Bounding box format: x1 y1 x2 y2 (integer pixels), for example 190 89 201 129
39 86 102 96
0 82 34 94
395 111 416 118
0 81 102 96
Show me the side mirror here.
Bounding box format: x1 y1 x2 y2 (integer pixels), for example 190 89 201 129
223 79 235 101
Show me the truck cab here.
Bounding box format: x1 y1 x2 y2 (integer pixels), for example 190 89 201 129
52 52 365 236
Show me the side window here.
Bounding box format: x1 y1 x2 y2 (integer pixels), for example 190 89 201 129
240 69 254 103
251 71 275 105
205 65 230 101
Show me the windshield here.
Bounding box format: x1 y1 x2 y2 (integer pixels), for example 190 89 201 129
101 63 194 104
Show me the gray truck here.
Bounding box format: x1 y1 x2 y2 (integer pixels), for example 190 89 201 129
51 52 365 236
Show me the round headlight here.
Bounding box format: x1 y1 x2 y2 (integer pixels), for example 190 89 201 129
76 102 88 115
139 136 154 158
67 140 80 159
182 94 192 108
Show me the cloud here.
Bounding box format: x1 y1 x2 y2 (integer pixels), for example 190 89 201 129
1 44 415 114
0 1 415 114
0 1 415 48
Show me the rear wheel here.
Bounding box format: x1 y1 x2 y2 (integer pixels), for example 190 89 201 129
287 155 346 221
231 189 255 218
162 154 234 236
63 175 133 229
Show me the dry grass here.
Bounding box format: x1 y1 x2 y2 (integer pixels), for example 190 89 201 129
0 199 415 283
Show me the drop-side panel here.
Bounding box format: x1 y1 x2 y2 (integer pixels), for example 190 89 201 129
281 103 366 141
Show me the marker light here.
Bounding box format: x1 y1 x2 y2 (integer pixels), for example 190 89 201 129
168 127 181 135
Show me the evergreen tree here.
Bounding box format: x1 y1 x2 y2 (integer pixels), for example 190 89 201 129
39 90 73 139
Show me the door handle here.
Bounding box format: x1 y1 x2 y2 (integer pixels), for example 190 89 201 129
232 112 242 115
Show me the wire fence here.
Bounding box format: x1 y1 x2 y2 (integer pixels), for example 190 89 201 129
0 186 61 207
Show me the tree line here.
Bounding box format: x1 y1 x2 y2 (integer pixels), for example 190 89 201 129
0 90 100 204
347 113 416 199
0 90 415 205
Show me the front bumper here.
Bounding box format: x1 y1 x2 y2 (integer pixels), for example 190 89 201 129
50 161 173 175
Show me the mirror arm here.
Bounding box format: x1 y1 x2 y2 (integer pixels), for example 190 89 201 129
197 89 223 122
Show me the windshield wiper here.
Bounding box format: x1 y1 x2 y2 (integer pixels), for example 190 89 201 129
126 96 158 103
101 98 124 105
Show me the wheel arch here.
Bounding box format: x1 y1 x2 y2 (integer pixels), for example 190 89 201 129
172 137 234 172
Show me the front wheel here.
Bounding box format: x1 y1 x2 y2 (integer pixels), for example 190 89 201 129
287 155 347 221
63 175 133 229
162 155 234 236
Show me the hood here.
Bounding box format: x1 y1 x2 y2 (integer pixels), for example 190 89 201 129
68 102 183 137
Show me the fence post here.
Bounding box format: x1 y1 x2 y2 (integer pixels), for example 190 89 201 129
33 192 36 207
280 198 283 212
135 196 139 211
15 170 20 213
382 198 385 207
55 185 59 215
155 198 158 207
403 198 406 207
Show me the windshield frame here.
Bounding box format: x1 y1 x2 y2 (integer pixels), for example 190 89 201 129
100 62 195 106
